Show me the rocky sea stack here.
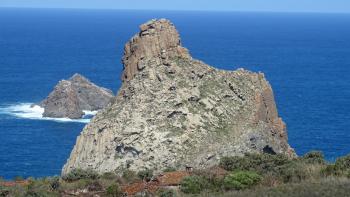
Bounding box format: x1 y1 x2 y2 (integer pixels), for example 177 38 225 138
62 19 295 175
39 73 114 119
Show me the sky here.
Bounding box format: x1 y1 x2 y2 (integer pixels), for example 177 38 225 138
0 0 349 13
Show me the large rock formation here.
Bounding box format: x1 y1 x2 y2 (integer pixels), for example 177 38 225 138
40 74 114 119
62 19 295 175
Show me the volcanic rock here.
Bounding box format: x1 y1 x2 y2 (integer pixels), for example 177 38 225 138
62 19 295 175
40 74 114 119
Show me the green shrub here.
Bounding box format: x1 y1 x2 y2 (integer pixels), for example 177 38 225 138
61 179 93 191
21 178 59 197
321 164 337 176
0 190 10 197
122 169 138 183
26 179 36 191
322 155 350 177
62 169 99 182
301 151 325 164
157 188 176 197
220 156 247 171
163 167 177 172
180 176 209 194
137 169 153 181
223 171 261 190
335 154 350 170
220 154 290 175
278 162 309 183
192 169 226 191
203 177 225 192
24 190 40 197
24 179 52 197
101 172 117 180
49 177 60 191
347 170 350 178
106 184 123 197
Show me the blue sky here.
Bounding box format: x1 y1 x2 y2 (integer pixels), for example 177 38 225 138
1 0 349 13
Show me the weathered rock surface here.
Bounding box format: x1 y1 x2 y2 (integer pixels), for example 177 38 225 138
40 74 114 119
122 19 190 82
62 19 295 175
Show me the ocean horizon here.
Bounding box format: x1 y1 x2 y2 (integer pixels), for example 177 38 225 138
0 8 350 179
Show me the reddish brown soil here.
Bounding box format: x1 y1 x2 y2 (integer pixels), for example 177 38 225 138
0 180 29 187
122 171 191 196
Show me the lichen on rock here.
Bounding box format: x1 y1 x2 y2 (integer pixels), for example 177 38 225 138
62 19 295 175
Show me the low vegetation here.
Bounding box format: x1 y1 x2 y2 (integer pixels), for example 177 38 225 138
180 175 209 194
61 168 99 182
1 152 350 196
223 171 262 190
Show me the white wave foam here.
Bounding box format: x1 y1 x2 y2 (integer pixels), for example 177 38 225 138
0 103 94 123
83 110 98 116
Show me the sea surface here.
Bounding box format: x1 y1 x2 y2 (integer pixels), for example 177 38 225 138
0 8 350 179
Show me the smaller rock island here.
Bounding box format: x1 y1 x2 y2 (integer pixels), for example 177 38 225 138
38 74 114 119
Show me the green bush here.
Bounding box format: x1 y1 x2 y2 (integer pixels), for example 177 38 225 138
219 154 290 175
106 184 123 197
49 177 60 191
301 151 325 164
26 179 36 191
137 169 153 181
163 167 177 172
192 169 226 191
223 171 261 190
60 179 93 191
335 154 350 170
122 169 138 183
347 171 350 178
321 164 337 176
62 169 99 182
322 154 350 177
203 176 225 192
101 172 117 180
0 190 10 197
157 188 176 197
278 162 309 183
23 179 53 197
24 190 40 197
180 176 209 194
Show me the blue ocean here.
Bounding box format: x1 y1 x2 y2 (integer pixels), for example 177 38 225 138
0 8 349 179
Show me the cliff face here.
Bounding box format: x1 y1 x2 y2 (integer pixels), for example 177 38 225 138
40 74 114 119
62 19 295 175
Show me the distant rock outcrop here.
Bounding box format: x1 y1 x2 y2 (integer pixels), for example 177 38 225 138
40 74 114 119
62 19 295 175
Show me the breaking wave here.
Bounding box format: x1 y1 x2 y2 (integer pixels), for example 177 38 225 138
0 103 96 123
